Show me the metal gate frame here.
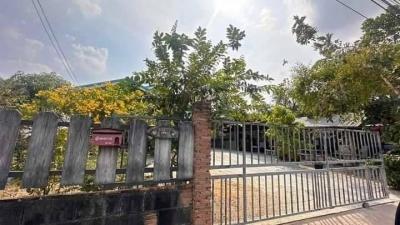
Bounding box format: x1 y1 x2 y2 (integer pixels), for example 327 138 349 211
210 121 389 225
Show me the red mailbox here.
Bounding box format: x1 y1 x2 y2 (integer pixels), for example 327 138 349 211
90 128 124 147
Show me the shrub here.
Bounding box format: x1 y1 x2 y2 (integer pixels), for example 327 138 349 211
384 153 400 190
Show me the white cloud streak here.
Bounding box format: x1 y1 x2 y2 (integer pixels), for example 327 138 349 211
71 43 108 76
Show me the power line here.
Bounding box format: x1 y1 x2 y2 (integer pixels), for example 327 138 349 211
36 0 79 83
31 0 79 83
370 0 389 11
334 0 369 19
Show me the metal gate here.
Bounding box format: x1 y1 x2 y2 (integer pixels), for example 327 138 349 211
210 121 389 225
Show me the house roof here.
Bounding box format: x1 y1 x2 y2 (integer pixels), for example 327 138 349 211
295 115 361 127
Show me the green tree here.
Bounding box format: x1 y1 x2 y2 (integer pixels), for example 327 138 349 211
0 71 69 106
271 78 298 112
290 8 400 118
131 23 272 119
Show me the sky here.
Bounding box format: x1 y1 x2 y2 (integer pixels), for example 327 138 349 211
0 0 385 85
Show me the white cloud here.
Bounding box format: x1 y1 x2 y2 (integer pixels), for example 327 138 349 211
283 0 316 26
0 26 22 40
256 8 277 31
65 34 77 42
72 0 102 17
72 43 108 75
24 38 44 58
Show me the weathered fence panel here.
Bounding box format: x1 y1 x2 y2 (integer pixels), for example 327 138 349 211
22 112 59 188
126 119 148 183
153 120 175 181
0 109 21 189
0 114 194 192
178 121 194 179
95 117 121 184
61 116 92 185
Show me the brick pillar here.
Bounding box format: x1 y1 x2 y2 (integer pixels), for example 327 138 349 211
192 101 212 225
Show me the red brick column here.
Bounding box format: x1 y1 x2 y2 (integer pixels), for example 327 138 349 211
192 101 212 225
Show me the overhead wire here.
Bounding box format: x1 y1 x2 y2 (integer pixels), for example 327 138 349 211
370 0 390 11
334 0 369 19
36 0 79 83
31 0 79 83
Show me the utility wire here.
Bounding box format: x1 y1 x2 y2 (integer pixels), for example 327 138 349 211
334 0 369 19
31 0 79 83
36 0 79 83
371 0 389 11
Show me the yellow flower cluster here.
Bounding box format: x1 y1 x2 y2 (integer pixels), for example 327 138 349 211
20 83 150 121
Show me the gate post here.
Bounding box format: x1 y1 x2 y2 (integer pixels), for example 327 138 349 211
192 101 212 225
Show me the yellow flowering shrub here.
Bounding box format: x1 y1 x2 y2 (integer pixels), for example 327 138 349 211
20 83 152 121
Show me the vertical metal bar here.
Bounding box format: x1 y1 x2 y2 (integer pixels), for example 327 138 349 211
236 124 239 166
296 173 299 213
258 176 261 220
301 173 305 212
237 177 239 224
229 178 232 225
371 132 377 159
353 169 359 202
311 172 316 210
341 169 346 203
319 172 324 208
213 122 216 166
290 174 294 214
332 170 337 206
280 127 284 163
350 130 356 160
350 169 355 203
345 171 351 203
220 178 223 225
251 176 254 221
278 174 281 216
263 125 267 164
270 126 274 163
265 174 268 218
224 178 227 225
229 124 232 166
373 168 379 199
307 172 311 211
370 131 375 159
250 124 253 165
293 128 297 162
357 169 363 201
287 127 291 162
367 132 373 159
242 123 247 223
221 122 224 166
272 174 275 217
284 174 288 215
315 172 320 209
257 125 260 164
362 169 368 201
212 179 215 225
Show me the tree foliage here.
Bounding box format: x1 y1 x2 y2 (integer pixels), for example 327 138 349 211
131 23 272 119
20 83 151 121
0 71 69 106
290 9 400 119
